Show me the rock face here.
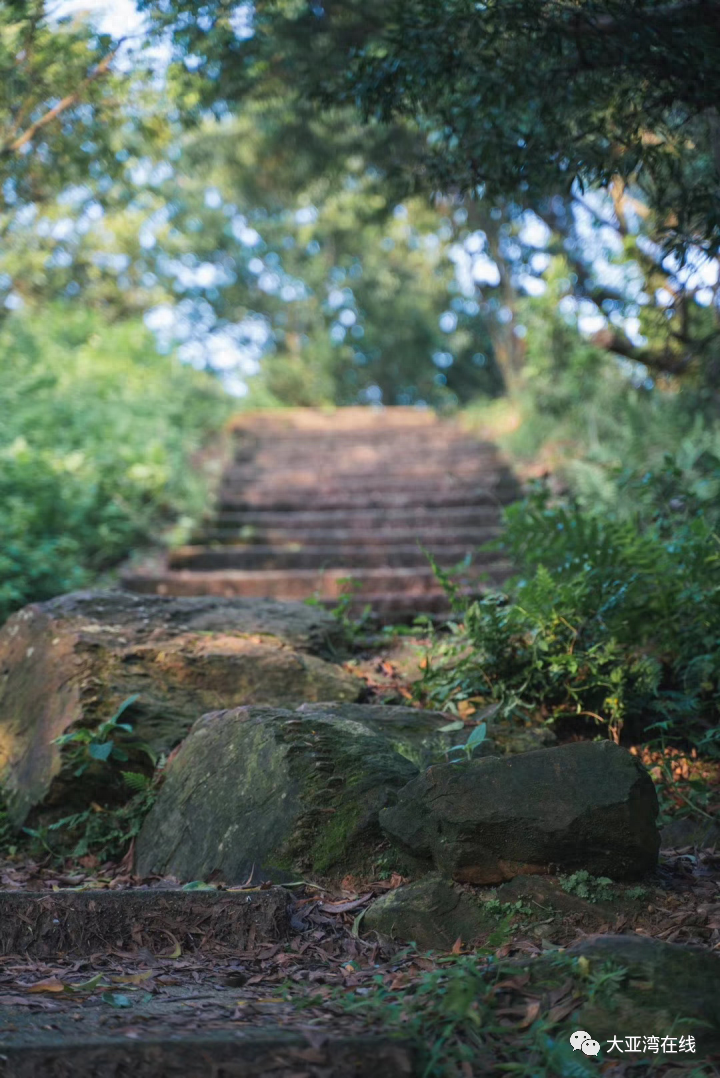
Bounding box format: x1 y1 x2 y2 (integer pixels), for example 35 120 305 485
0 591 361 828
364 875 490 951
135 705 418 883
379 741 659 884
563 935 720 1055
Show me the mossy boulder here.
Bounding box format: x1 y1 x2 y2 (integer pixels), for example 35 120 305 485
0 591 360 828
532 934 720 1058
295 703 481 767
379 741 659 884
134 705 418 883
364 875 491 951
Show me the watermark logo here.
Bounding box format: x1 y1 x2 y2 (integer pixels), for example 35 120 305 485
570 1031 697 1057
570 1031 600 1056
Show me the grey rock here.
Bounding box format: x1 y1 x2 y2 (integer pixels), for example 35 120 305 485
135 705 417 883
364 874 491 950
380 741 659 884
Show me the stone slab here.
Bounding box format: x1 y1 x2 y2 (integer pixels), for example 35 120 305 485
0 889 290 959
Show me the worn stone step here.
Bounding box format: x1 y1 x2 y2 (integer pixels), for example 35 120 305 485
194 525 501 547
232 439 499 459
224 463 498 485
168 544 495 572
231 405 438 430
220 476 511 495
316 590 480 620
211 506 502 529
0 1034 415 1078
232 425 476 443
0 889 290 960
123 563 511 601
218 487 517 512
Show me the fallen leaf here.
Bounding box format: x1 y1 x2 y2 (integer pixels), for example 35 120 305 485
26 978 65 994
517 999 541 1029
111 971 155 986
101 991 133 1008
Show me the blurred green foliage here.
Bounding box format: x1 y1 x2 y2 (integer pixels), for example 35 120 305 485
427 321 720 755
0 304 231 622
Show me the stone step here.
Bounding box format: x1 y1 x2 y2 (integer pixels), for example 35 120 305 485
316 590 480 620
218 486 517 512
220 476 512 496
232 438 499 458
193 525 501 547
224 462 499 484
0 888 291 959
123 563 511 601
211 506 502 529
168 544 496 572
231 405 439 430
0 1034 415 1078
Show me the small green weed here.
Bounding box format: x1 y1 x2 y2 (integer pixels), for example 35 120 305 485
305 578 374 643
558 870 614 903
438 719 488 763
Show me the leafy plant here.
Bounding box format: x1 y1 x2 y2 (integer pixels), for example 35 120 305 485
304 949 626 1077
53 695 156 777
558 871 614 904
439 720 488 764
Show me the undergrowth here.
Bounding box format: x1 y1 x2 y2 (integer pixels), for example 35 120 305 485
417 458 720 768
292 950 639 1077
20 787 157 863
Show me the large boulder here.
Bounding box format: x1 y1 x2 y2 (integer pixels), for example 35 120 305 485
134 705 418 883
0 591 361 828
364 875 491 951
379 741 659 884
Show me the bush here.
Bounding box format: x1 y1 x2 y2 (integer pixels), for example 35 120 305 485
419 461 720 754
0 305 232 622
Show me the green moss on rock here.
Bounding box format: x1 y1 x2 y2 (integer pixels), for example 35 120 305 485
134 706 418 883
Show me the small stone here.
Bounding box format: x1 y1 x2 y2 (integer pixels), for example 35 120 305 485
364 875 491 950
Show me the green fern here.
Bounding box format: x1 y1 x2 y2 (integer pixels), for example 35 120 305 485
122 771 152 792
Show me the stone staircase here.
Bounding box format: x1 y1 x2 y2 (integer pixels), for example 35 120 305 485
123 408 518 621
0 887 414 1077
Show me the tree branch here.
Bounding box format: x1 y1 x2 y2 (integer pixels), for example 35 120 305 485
1 42 123 157
591 326 695 375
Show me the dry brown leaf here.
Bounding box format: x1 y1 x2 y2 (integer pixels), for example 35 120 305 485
26 978 65 994
517 999 541 1029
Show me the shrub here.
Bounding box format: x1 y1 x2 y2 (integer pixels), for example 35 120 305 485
0 304 231 622
419 461 720 754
